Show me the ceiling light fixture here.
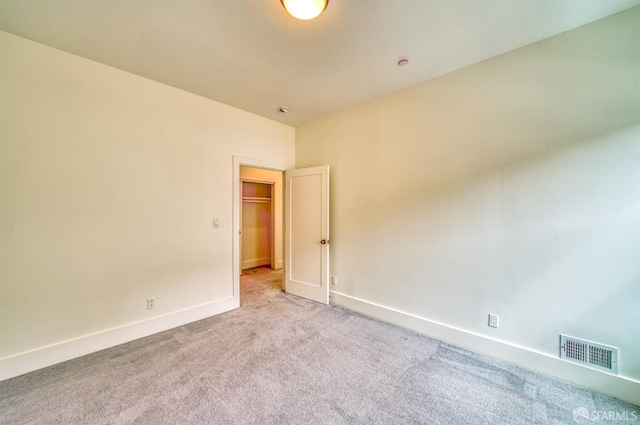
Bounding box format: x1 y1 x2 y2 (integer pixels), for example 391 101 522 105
281 0 328 20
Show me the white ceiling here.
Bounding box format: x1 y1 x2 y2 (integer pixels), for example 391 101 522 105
1 0 639 127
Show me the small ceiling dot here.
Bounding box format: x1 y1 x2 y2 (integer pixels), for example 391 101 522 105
279 107 289 113
397 58 409 66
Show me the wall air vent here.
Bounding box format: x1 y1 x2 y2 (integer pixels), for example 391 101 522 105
560 335 618 375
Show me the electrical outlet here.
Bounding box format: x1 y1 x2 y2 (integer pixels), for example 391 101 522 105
488 313 499 328
213 218 219 228
147 297 155 310
331 276 337 285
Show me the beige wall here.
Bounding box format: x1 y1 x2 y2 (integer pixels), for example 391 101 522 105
0 31 294 378
296 8 640 403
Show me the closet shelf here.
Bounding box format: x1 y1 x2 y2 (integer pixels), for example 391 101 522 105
242 197 271 203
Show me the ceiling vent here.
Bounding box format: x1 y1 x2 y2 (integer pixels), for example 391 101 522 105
560 335 618 375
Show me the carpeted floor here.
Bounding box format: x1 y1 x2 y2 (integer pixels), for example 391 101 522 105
0 267 637 424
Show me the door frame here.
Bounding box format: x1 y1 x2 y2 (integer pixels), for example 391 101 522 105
232 156 287 307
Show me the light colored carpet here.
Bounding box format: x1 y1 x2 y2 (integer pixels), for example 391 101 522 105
1 267 636 424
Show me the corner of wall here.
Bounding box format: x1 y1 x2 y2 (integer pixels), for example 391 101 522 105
330 291 640 406
0 297 237 382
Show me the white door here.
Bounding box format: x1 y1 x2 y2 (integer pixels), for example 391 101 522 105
284 165 329 304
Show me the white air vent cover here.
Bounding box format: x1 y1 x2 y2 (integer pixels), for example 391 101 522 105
560 335 618 375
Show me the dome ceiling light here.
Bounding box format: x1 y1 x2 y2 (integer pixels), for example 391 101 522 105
281 0 329 20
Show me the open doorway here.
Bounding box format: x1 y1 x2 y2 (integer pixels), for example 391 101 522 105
233 157 287 307
233 157 330 307
241 180 273 271
239 166 284 273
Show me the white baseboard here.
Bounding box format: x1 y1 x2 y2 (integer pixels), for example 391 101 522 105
0 296 238 381
242 257 271 270
330 291 640 406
